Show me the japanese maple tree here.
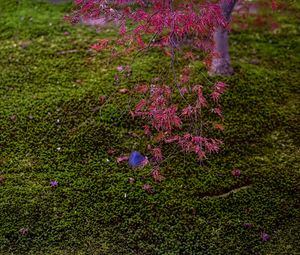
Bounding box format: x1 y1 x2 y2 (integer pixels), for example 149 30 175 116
67 0 278 171
69 0 279 75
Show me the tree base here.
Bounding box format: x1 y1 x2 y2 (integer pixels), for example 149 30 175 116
209 58 234 76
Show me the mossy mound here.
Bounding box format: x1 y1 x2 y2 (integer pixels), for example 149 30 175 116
0 0 299 254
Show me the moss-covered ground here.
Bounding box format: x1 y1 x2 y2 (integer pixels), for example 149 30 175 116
0 1 299 254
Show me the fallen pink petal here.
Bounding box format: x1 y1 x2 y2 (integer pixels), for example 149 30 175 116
117 66 124 72
50 180 59 188
231 169 241 177
260 232 270 242
116 155 129 164
19 228 29 236
142 184 154 194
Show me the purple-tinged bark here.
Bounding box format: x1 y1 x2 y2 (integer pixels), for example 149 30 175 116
209 0 238 76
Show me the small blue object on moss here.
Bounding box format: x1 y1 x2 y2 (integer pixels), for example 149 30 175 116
128 151 146 168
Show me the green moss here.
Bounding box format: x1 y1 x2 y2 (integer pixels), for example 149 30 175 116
0 0 299 254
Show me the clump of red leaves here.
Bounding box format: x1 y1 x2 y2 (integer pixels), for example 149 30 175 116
131 80 227 161
90 39 109 51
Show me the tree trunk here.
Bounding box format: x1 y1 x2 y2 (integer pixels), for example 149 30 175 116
209 0 238 76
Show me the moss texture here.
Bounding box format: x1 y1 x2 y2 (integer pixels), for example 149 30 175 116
0 0 299 254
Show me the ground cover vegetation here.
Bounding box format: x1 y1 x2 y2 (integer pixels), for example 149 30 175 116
0 0 299 254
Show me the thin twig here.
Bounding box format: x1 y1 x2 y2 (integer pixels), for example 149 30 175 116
202 185 252 199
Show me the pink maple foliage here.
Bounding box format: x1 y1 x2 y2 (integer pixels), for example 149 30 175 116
67 0 227 58
131 80 227 161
